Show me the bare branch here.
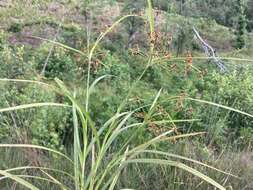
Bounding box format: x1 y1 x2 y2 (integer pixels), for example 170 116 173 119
193 27 228 73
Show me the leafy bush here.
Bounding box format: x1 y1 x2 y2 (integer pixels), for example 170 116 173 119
36 43 79 81
186 68 253 147
0 83 72 150
0 42 73 149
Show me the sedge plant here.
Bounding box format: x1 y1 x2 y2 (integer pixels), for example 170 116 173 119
1 1 252 189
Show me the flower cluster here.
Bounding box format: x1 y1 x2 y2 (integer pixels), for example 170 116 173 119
185 51 192 76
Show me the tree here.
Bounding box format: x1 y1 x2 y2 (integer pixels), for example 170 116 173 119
245 0 253 31
235 0 246 49
121 0 145 48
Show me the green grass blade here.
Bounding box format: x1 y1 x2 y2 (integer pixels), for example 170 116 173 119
186 97 253 118
0 144 73 163
0 103 70 113
128 132 205 156
0 78 63 95
151 119 200 125
108 147 129 190
88 75 113 96
88 15 141 61
0 78 51 87
0 170 39 190
86 14 142 111
40 169 69 190
154 56 253 63
138 150 239 178
149 88 162 114
4 166 74 180
124 159 226 190
1 174 68 189
147 0 154 34
73 103 81 190
86 112 129 155
30 36 86 56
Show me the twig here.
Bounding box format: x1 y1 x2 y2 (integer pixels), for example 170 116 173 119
40 24 61 76
193 27 228 73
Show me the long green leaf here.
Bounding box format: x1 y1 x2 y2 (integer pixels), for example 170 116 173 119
137 150 239 178
186 97 253 118
86 14 142 111
30 36 86 56
88 75 113 96
0 170 39 190
147 0 154 34
0 144 73 163
0 78 51 87
149 88 162 114
108 147 129 190
4 166 74 180
73 102 81 190
0 103 70 113
124 159 226 190
40 169 69 190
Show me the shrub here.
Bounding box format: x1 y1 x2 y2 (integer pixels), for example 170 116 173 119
0 83 72 150
36 43 79 81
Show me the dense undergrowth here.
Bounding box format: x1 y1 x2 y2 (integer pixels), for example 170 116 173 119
0 0 253 190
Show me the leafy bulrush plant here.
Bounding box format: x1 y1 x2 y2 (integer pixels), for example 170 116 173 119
0 1 250 190
0 78 230 190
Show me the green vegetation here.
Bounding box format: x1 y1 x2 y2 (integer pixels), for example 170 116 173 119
0 0 253 189
235 0 246 49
